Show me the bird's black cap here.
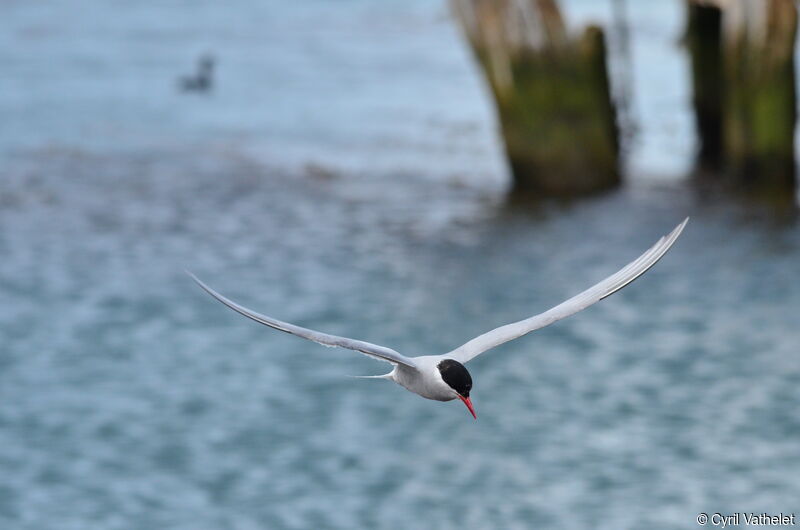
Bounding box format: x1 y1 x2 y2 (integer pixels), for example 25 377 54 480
438 359 472 397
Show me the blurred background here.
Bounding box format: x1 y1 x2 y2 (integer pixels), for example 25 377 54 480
2 0 799 528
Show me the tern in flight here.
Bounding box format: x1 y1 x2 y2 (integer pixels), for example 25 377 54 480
189 218 688 419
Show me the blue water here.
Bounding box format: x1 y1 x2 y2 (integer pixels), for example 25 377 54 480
2 1 800 529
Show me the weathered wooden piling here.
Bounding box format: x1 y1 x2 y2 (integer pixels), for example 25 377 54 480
686 1 723 170
685 0 798 192
451 0 620 195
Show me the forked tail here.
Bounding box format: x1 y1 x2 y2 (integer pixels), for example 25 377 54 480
348 370 394 380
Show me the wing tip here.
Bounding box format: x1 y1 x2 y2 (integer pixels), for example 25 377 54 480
663 217 689 246
186 270 212 293
671 216 690 242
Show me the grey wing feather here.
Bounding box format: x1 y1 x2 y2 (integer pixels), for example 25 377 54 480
448 218 689 363
188 272 417 369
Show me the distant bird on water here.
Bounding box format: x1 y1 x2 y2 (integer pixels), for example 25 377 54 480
189 218 688 420
179 54 214 92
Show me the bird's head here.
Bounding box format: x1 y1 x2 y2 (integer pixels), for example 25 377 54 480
200 55 215 71
437 359 475 419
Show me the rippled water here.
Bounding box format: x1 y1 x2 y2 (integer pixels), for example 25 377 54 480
3 1 800 529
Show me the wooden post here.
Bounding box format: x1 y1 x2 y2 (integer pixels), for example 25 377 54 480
451 0 620 196
686 1 723 170
724 0 797 190
686 0 797 193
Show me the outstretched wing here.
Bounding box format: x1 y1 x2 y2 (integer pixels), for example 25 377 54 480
188 272 417 369
448 218 689 363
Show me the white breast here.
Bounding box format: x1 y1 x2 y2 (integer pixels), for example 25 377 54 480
391 356 457 402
